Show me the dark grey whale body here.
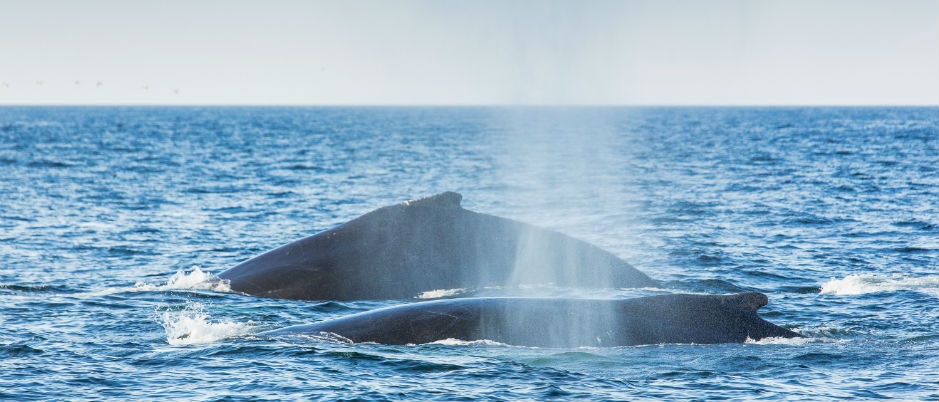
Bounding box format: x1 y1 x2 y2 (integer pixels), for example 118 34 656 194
265 292 801 347
219 192 657 300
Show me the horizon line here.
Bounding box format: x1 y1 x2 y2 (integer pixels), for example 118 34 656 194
1 103 937 108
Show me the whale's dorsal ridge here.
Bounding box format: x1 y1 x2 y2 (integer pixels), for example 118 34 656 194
219 190 661 300
265 295 802 346
403 191 463 209
732 292 769 311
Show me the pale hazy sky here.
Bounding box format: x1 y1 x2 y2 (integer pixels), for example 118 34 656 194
1 0 936 105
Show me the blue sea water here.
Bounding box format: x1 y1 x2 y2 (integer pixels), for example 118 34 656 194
1 106 937 400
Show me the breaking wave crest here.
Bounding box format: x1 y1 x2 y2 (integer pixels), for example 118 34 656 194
428 338 508 347
746 336 821 346
819 274 939 297
88 267 231 296
160 267 231 291
160 302 253 346
417 288 467 299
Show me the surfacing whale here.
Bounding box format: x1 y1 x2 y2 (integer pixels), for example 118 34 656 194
264 292 801 347
219 192 657 300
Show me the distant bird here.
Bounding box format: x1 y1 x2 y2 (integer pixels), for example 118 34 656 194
173 88 179 95
36 80 44 86
142 85 150 91
96 81 103 88
74 80 81 86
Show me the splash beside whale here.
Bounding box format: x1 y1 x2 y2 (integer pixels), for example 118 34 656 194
264 292 801 347
219 192 658 300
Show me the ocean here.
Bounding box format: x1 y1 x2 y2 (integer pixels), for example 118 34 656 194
1 106 936 400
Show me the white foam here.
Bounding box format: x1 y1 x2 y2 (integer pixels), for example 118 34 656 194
160 302 253 345
819 274 939 296
87 266 231 296
745 336 816 346
426 338 507 347
145 266 232 292
170 267 221 288
416 288 466 299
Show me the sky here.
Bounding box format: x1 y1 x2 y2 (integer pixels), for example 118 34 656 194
0 0 936 106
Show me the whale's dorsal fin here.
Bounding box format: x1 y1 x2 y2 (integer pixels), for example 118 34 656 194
403 191 463 209
729 292 769 311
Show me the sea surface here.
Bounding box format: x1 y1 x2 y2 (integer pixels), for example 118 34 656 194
1 106 936 400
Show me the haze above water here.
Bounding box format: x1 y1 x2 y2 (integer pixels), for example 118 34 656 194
1 0 937 106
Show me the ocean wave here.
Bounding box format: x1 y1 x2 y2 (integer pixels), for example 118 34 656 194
819 274 939 297
427 338 508 347
159 302 254 346
745 336 817 346
158 267 232 292
85 267 231 296
417 288 467 299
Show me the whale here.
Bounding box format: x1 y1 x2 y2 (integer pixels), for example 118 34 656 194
219 192 658 300
264 292 801 347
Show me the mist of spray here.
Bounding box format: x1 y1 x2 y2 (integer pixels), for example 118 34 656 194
490 107 638 347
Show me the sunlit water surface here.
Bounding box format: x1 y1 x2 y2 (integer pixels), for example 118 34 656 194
1 106 936 400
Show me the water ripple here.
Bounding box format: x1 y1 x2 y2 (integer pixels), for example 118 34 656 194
0 106 936 400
